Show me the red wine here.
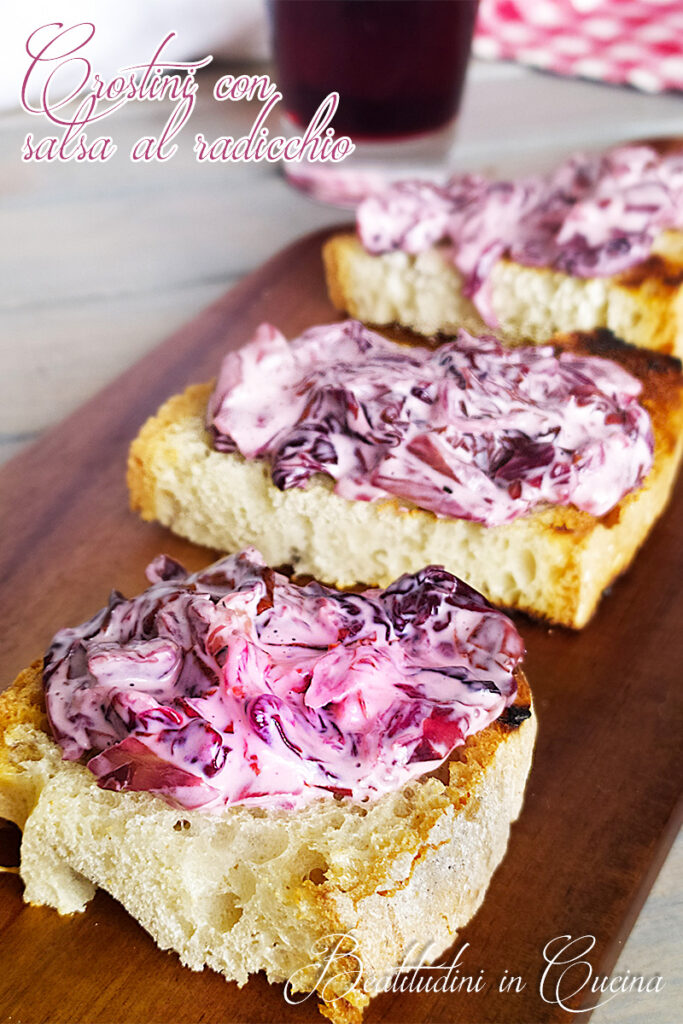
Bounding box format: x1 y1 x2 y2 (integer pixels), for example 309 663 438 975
270 0 478 141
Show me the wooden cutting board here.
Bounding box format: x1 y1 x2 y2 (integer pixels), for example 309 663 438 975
0 227 681 1024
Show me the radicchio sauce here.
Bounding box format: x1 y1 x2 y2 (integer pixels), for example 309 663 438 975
356 145 683 324
44 549 524 812
207 321 653 528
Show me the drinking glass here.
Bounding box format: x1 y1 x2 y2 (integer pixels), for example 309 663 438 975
269 0 479 205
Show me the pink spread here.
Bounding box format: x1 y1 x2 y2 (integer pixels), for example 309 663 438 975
356 144 683 324
43 549 524 812
208 321 653 527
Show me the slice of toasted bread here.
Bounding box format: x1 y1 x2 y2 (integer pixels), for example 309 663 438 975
0 658 535 1023
323 230 683 358
127 332 683 629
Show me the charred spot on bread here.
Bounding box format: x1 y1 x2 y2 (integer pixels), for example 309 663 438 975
498 704 533 731
382 324 683 382
378 322 458 351
555 328 682 375
617 254 683 292
556 330 682 457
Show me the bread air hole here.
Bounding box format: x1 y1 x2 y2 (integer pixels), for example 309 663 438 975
304 851 330 885
230 864 257 901
202 890 243 931
501 571 519 601
393 796 412 818
518 549 537 584
243 828 289 864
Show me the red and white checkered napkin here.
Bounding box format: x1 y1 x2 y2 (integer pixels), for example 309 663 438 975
474 0 683 93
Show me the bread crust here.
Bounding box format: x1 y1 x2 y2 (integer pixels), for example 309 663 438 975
127 334 683 629
323 232 683 358
0 658 535 1023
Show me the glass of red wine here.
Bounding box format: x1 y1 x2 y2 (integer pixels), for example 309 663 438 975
269 0 479 206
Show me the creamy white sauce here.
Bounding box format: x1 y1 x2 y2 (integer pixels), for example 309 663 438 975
208 321 653 527
44 550 525 811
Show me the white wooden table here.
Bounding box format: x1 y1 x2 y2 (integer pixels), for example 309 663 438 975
0 59 681 1023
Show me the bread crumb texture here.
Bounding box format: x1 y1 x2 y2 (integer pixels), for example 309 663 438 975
0 664 534 1022
322 231 683 358
127 334 683 628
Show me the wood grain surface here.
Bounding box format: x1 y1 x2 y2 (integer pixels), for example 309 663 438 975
0 227 681 1024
